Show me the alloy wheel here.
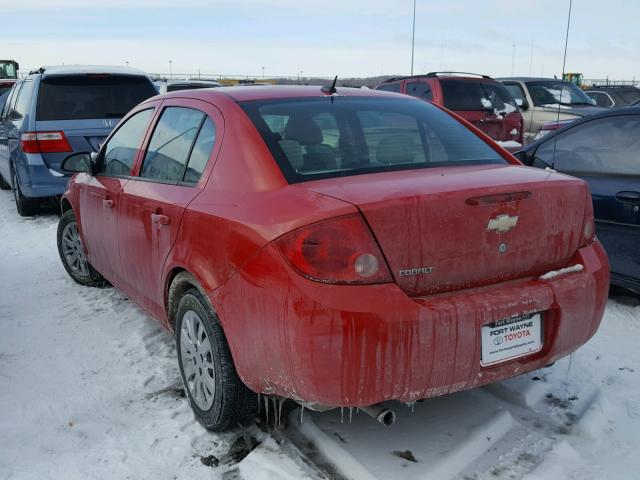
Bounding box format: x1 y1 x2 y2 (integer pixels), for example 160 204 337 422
60 222 90 277
180 310 216 410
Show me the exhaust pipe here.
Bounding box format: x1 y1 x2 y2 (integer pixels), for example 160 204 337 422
361 403 396 426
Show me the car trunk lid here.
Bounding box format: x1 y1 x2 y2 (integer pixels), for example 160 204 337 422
305 165 587 296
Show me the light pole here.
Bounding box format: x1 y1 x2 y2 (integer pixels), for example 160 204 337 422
125 61 129 67
262 66 265 78
410 0 416 75
169 60 173 80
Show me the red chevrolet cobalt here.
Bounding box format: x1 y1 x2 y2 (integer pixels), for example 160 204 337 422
57 86 609 431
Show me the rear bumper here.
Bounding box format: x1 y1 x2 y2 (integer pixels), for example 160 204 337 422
14 155 70 198
211 241 610 407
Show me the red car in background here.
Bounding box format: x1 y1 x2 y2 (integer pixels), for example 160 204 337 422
57 85 608 431
376 72 524 149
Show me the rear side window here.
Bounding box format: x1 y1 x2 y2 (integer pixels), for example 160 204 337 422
377 82 402 93
406 81 433 100
141 107 215 184
1 84 19 120
440 79 517 113
241 97 506 183
183 117 216 184
141 107 205 182
12 80 34 124
100 109 154 176
535 115 640 176
36 75 156 121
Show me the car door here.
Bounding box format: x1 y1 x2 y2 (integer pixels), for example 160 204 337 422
532 114 640 284
78 106 157 283
117 98 223 318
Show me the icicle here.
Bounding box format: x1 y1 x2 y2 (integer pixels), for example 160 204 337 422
277 398 285 428
257 393 261 414
264 395 270 426
300 405 305 424
349 407 353 423
406 401 416 413
340 407 344 424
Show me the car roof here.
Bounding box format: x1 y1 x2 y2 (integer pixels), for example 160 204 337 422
382 72 493 83
586 85 639 91
30 65 150 77
156 85 404 102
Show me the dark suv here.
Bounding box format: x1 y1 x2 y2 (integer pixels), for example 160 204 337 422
0 65 157 215
375 72 524 148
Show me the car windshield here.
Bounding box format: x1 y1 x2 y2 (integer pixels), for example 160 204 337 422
526 81 596 107
616 88 640 104
36 74 156 121
439 79 518 113
241 96 506 183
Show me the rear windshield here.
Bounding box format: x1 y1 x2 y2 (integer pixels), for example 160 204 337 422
241 96 506 183
440 79 518 113
36 75 156 121
616 88 640 104
166 83 217 92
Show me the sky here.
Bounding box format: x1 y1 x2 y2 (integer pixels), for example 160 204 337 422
2 0 638 81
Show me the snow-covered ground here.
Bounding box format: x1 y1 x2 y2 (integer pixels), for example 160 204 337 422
0 188 638 479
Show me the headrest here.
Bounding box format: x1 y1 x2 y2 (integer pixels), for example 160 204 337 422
375 135 416 164
283 116 323 146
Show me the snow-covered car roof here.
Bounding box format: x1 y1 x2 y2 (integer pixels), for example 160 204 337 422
30 65 150 77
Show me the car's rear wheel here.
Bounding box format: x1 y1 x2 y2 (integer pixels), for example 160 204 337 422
176 288 258 431
57 209 107 287
12 167 40 217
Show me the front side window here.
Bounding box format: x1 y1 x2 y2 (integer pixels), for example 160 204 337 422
526 80 595 107
440 79 518 113
586 91 614 108
140 107 205 183
535 115 640 176
406 81 433 100
503 82 526 104
100 109 154 176
241 97 506 183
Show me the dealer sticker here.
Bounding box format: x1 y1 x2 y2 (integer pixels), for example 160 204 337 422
480 313 543 366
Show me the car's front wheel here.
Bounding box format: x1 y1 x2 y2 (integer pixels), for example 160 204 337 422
12 167 40 217
57 209 107 287
176 288 258 431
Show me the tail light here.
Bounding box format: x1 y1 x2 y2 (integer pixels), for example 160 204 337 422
276 214 393 284
20 131 72 154
580 193 596 247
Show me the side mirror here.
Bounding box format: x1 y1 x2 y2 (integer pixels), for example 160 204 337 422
515 98 529 111
61 152 94 174
512 150 529 164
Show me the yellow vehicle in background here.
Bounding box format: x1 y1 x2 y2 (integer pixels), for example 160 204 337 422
563 72 584 88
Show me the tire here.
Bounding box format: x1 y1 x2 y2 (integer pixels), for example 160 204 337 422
176 288 258 431
57 209 108 287
12 167 40 217
0 173 10 190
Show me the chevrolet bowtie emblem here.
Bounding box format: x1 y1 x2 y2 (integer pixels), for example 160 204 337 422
487 214 519 233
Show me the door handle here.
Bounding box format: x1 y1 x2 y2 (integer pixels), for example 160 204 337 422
151 213 170 226
615 191 640 203
103 199 114 208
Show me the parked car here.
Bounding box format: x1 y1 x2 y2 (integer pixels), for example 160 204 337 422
0 65 157 216
498 77 606 144
156 79 222 94
585 85 640 108
515 107 639 292
375 72 524 148
57 86 609 431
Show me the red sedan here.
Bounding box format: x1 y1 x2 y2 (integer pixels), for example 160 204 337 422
57 86 609 431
